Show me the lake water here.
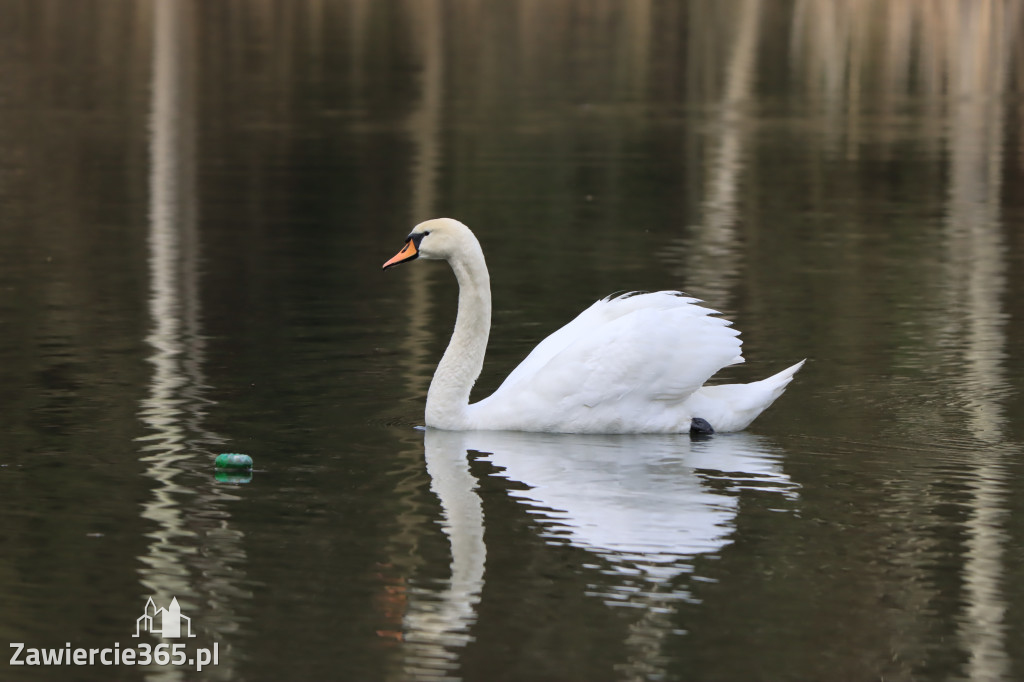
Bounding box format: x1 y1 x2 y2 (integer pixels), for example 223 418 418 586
3 2 1024 681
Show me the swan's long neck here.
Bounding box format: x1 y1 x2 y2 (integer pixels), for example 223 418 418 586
425 243 491 429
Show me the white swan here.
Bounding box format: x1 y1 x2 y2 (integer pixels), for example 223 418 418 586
383 218 803 433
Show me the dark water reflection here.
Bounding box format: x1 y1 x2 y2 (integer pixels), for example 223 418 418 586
3 1 1024 681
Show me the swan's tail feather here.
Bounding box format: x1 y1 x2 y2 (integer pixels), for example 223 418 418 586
757 359 805 403
684 359 806 433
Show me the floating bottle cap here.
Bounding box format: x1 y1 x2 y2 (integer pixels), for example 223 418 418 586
215 453 253 470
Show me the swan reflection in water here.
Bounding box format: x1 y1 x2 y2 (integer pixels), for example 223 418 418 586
401 428 798 677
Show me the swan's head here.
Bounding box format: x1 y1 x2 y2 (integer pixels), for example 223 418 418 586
382 218 476 270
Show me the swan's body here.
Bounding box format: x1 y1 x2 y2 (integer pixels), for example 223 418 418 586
384 218 803 434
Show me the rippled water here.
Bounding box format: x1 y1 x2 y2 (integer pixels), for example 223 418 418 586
3 2 1024 681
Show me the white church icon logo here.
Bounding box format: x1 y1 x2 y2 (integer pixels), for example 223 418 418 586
133 597 196 638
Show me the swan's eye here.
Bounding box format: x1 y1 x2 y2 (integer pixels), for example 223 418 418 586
422 231 430 236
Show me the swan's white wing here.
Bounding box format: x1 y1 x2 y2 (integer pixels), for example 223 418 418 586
470 292 743 432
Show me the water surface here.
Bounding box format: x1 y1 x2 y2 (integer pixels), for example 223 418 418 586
3 2 1024 681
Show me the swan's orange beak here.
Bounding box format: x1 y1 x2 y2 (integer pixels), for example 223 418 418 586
383 238 419 271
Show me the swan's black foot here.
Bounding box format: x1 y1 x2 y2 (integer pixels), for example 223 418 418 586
689 417 715 437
